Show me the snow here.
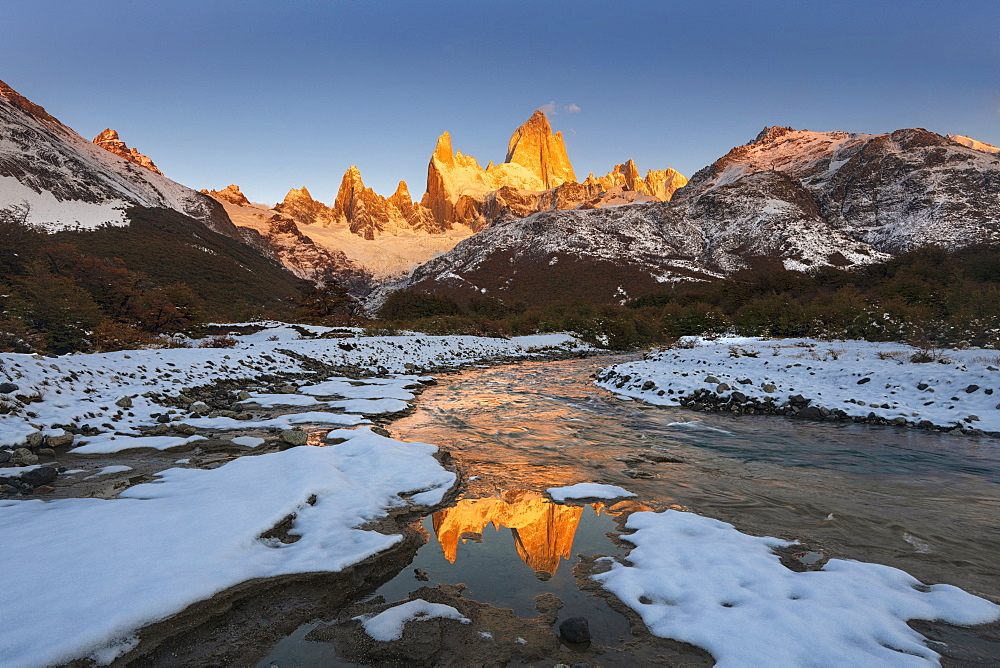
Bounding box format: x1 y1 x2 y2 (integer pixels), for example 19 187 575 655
0 427 457 667
329 397 410 414
0 464 41 477
597 337 1000 432
230 436 266 448
547 483 636 501
299 381 415 401
594 510 1000 667
180 411 367 430
0 175 128 230
83 465 134 480
71 435 205 455
240 393 328 408
357 598 471 642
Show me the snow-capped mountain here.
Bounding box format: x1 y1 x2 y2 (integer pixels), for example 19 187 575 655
676 126 1000 253
380 126 1000 307
0 79 237 236
266 109 686 281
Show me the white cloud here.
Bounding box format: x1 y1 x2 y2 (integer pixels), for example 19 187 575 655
565 103 581 114
539 100 558 115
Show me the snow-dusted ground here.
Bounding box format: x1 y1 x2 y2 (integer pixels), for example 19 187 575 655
0 323 590 448
0 428 457 667
594 510 1000 667
596 337 1000 433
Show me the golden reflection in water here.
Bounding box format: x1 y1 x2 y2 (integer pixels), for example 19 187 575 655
431 491 650 577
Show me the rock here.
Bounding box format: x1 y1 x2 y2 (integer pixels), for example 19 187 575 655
92 128 163 174
641 380 656 391
730 391 748 403
737 378 752 385
115 396 133 408
0 450 10 464
0 382 18 394
173 423 198 435
33 485 55 494
236 390 251 401
558 616 591 644
277 384 298 394
25 431 44 448
20 466 57 487
716 383 730 392
37 448 56 457
965 385 980 393
891 417 908 426
149 424 169 435
797 406 824 420
189 401 211 413
762 383 776 393
704 376 720 384
857 377 871 385
967 415 981 422
45 431 74 448
280 429 309 446
917 383 929 390
11 448 38 466
788 394 810 406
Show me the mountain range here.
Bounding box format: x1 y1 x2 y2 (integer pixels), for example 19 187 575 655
1 78 998 317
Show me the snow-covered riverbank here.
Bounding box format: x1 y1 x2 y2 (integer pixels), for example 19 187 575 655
596 337 1000 435
0 323 591 448
0 324 593 666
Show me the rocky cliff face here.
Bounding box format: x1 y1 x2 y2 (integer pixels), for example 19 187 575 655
331 166 438 240
274 186 338 228
92 128 163 175
420 111 687 232
203 187 371 292
377 125 999 308
504 109 576 188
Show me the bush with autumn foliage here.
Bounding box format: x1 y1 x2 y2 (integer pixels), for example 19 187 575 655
0 206 206 353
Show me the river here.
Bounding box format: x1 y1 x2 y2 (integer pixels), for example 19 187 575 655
263 354 1000 665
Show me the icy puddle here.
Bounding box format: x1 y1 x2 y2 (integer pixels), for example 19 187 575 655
261 493 658 667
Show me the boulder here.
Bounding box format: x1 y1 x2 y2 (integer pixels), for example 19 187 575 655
20 466 57 487
11 448 38 466
280 429 309 446
558 616 591 643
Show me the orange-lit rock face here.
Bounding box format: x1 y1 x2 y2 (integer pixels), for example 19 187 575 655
432 490 583 576
92 128 163 175
505 109 577 188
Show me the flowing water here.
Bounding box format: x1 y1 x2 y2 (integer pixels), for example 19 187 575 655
263 355 1000 665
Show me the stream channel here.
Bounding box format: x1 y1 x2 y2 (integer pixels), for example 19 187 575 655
261 354 1000 666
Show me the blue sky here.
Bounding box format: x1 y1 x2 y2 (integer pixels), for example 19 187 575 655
3 0 998 204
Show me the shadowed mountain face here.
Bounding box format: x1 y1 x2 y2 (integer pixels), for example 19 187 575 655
380 126 1000 307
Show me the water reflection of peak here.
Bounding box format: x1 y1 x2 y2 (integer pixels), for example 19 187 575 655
432 491 583 577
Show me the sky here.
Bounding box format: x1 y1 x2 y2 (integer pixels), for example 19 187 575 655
2 0 998 205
